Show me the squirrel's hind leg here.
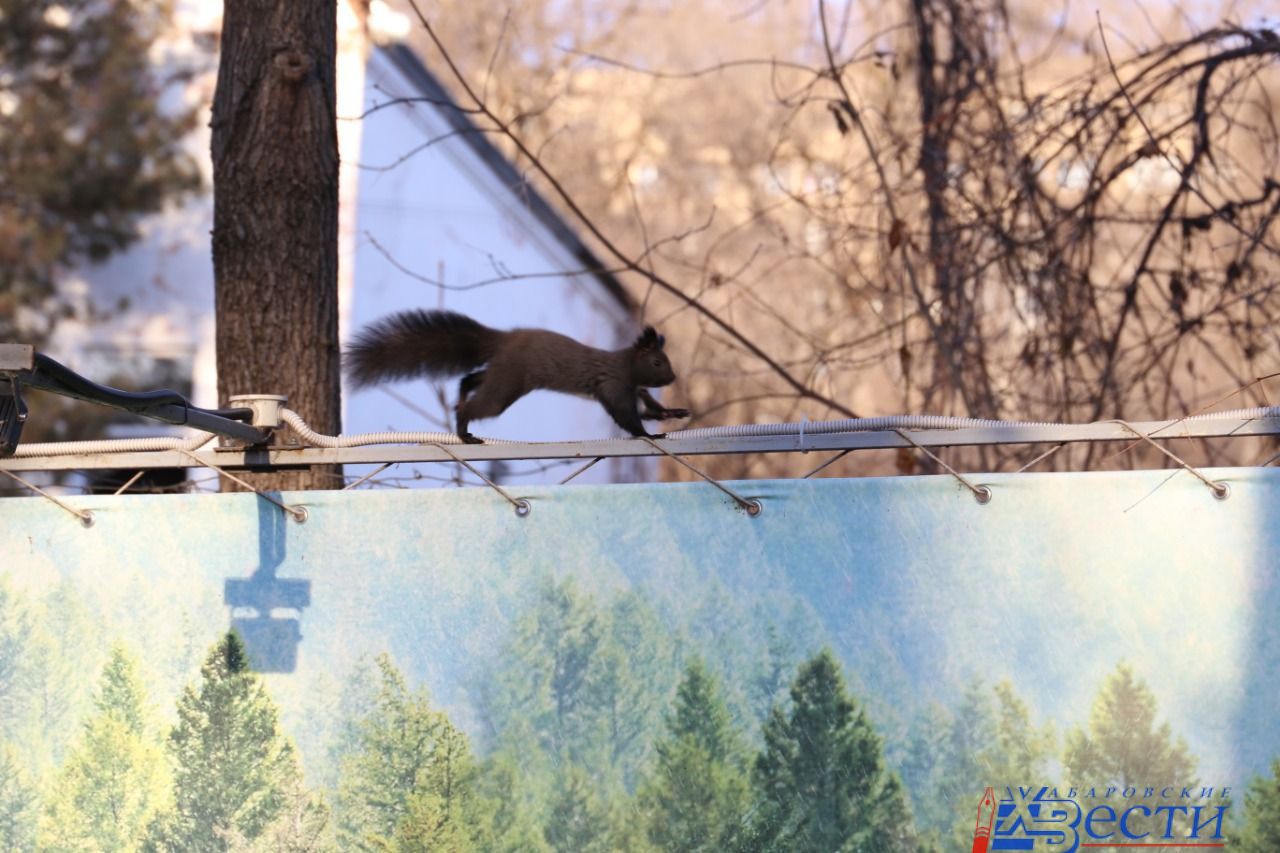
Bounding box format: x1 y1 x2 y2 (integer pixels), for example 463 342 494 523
458 370 486 404
455 378 524 444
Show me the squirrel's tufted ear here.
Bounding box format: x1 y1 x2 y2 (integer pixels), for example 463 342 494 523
635 326 661 351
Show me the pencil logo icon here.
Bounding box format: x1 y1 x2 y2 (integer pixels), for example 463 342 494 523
972 786 996 853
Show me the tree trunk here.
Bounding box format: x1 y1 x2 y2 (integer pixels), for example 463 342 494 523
211 0 341 491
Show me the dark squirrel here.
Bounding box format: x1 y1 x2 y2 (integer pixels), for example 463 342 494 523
346 309 690 443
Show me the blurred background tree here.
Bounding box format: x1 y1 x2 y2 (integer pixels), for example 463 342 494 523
0 0 201 345
381 0 1279 477
0 0 203 496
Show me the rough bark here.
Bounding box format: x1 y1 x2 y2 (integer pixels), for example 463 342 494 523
211 0 341 491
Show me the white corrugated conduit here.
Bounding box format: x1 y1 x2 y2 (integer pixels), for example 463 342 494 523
10 406 1280 457
280 409 519 447
667 415 1058 439
12 433 216 458
664 406 1280 440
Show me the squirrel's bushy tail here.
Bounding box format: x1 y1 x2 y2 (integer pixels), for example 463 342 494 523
345 310 501 387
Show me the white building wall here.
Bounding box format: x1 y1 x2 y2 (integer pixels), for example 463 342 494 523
345 48 650 486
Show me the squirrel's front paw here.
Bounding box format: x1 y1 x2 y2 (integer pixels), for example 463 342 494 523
661 408 691 420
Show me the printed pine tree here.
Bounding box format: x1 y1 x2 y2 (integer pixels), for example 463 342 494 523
222 773 334 853
148 631 300 851
1063 663 1200 847
38 644 169 852
481 577 675 783
473 750 552 853
639 658 750 852
591 593 676 788
1064 663 1197 787
749 624 796 724
897 702 953 841
543 762 612 853
896 679 1057 846
1235 759 1280 851
0 580 39 852
97 644 150 732
981 682 1056 784
0 743 37 852
488 577 603 762
746 650 919 852
334 654 482 850
0 578 34 742
27 583 102 767
478 578 681 851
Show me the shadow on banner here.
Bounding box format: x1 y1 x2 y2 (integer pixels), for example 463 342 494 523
224 494 310 672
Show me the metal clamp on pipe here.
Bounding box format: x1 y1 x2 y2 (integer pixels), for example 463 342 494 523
0 344 268 457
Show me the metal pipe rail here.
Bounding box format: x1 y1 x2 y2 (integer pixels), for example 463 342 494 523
2 412 1278 473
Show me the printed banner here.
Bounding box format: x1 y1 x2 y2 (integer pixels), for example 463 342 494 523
1 467 1276 850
